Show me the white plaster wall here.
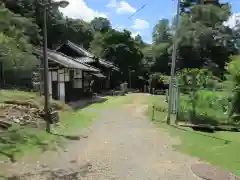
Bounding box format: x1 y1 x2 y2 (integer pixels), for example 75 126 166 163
73 79 82 88
59 70 64 82
74 69 82 78
59 82 65 102
52 71 57 81
58 68 70 82
48 71 52 99
64 68 70 82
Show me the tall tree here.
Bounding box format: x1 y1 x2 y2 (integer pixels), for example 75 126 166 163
90 17 111 33
0 4 37 87
100 29 143 80
148 18 173 75
176 0 236 75
134 34 147 49
152 19 171 44
2 0 96 49
89 32 104 57
0 4 36 69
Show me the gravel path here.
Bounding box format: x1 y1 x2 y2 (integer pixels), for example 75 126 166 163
2 96 202 180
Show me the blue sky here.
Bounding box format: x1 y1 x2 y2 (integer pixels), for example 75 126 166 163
59 0 240 43
87 0 176 43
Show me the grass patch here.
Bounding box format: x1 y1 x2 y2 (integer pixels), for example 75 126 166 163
0 109 96 161
0 90 99 162
0 91 135 162
147 95 240 174
0 90 70 110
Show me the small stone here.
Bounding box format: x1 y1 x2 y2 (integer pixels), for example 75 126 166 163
13 118 20 123
70 160 77 163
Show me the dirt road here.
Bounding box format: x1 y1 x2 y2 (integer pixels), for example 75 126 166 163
2 95 202 179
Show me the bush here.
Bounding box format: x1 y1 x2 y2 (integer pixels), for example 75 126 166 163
177 68 222 91
149 73 168 90
226 55 240 117
176 68 232 125
178 89 230 125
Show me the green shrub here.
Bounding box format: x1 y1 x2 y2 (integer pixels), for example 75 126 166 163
149 73 168 89
177 68 221 91
226 55 240 117
176 68 231 125
179 90 229 125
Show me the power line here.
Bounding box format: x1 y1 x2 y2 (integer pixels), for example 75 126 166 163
112 3 147 30
100 3 148 58
128 4 147 20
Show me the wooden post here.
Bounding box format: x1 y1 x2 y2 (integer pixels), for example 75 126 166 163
152 105 155 121
172 86 176 114
0 62 5 88
166 89 169 102
175 85 180 125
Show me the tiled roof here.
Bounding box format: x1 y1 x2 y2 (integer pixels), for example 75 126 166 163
98 59 113 68
98 59 119 71
91 72 106 79
66 40 94 58
65 41 119 70
34 48 99 72
75 57 95 63
112 66 120 71
55 40 120 71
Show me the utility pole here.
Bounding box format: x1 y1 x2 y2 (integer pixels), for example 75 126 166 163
167 0 181 125
40 1 69 133
42 7 51 133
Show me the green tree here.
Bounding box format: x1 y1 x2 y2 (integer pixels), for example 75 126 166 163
61 18 94 49
101 29 144 80
134 34 145 48
151 43 171 73
90 17 111 33
0 4 36 69
225 55 240 121
3 0 94 49
89 32 104 57
152 19 171 44
0 4 37 87
145 18 173 75
176 0 236 75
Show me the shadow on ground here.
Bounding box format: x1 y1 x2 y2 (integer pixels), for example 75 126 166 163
151 117 232 144
68 96 107 110
0 163 93 180
50 132 88 141
170 125 232 144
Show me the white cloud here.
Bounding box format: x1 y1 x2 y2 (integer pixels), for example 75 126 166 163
107 0 136 14
116 1 136 14
132 19 149 30
106 0 117 8
58 0 107 22
224 13 240 29
131 32 140 38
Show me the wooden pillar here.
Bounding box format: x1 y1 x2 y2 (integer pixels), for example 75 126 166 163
57 68 59 100
48 71 52 100
58 69 65 102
